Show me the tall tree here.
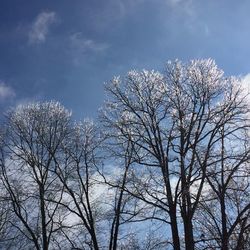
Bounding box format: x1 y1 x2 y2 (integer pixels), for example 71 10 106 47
102 59 250 249
195 123 250 249
52 120 103 250
0 101 71 250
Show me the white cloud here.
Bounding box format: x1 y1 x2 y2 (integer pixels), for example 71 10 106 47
70 32 109 53
168 0 183 5
88 0 145 31
240 73 250 103
241 73 250 93
28 11 57 44
0 81 15 101
166 0 197 26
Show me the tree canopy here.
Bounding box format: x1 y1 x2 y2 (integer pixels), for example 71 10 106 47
0 59 249 250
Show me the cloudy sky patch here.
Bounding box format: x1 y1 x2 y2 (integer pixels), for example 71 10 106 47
28 11 57 44
240 73 250 103
70 32 109 53
0 0 250 118
0 82 15 102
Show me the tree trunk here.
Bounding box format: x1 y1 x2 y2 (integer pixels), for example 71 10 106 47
161 164 181 250
221 195 228 250
220 128 228 250
169 206 181 250
39 185 48 250
183 216 195 250
90 230 99 250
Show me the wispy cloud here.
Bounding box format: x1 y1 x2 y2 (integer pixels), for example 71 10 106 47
70 32 109 53
164 0 211 37
168 0 183 5
28 11 57 44
88 0 145 31
0 81 15 101
241 73 250 100
168 0 196 20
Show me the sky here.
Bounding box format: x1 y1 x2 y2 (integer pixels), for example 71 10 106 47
0 0 250 119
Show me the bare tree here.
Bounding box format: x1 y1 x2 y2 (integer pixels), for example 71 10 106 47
0 101 71 250
195 117 250 249
0 58 248 250
105 139 135 250
50 120 104 250
98 133 148 250
101 59 250 249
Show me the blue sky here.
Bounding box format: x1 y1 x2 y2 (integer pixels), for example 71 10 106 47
0 0 250 118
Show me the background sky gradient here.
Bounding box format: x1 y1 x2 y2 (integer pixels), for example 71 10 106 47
0 0 250 119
